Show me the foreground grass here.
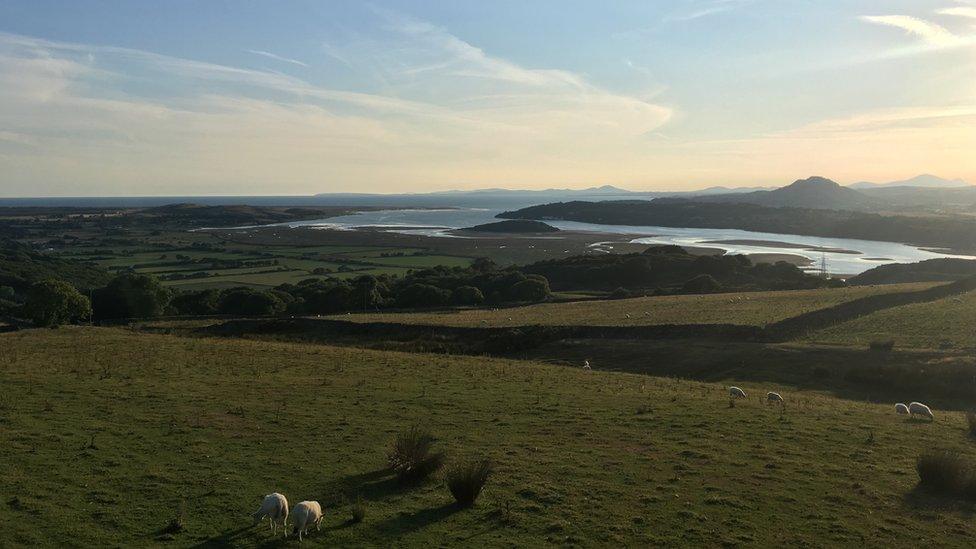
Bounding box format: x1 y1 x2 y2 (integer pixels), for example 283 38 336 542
1 327 975 547
332 283 936 328
805 289 976 350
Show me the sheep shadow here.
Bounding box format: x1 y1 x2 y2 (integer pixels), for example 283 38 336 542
318 467 406 507
903 485 976 517
186 525 254 548
372 502 460 537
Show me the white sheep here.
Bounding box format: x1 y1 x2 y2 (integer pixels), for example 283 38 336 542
894 403 909 415
909 402 934 421
253 493 288 535
766 392 784 403
729 386 746 399
291 500 324 541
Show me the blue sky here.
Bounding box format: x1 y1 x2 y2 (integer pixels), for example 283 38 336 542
1 0 974 195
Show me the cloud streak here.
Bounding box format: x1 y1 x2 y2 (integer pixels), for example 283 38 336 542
860 15 961 47
938 7 976 20
665 0 753 22
245 49 308 67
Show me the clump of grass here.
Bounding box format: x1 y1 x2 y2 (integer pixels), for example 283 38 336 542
349 497 366 524
916 450 976 499
966 411 976 437
388 426 444 483
447 459 492 507
161 499 186 534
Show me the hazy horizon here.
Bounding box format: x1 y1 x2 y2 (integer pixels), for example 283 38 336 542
2 1 975 196
0 173 971 200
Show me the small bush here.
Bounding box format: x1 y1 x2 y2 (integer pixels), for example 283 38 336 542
967 411 976 437
916 450 976 498
388 426 444 483
447 459 492 507
868 340 895 352
349 497 366 524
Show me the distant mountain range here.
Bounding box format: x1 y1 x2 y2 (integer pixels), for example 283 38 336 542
849 174 970 190
657 176 876 211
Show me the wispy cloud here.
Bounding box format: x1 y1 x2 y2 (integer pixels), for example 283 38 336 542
245 49 308 67
938 6 976 20
860 15 962 47
665 0 753 22
0 13 672 194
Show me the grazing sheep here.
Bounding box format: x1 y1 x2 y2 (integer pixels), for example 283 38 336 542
582 360 591 370
895 403 909 415
291 501 323 541
253 493 288 535
909 402 934 421
766 392 784 403
729 386 746 399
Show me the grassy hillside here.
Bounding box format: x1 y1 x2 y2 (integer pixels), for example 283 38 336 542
331 283 936 328
2 328 975 547
805 289 976 350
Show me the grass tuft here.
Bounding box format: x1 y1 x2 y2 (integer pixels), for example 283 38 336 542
916 450 976 499
447 459 492 508
388 426 445 483
161 499 186 534
349 497 366 524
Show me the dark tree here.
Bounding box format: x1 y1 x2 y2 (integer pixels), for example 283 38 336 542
396 283 452 308
452 285 485 306
92 273 172 321
217 288 286 316
509 277 550 302
681 274 723 294
25 279 91 326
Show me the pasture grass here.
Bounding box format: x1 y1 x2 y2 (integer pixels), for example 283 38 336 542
1 327 975 546
330 283 937 328
805 289 976 350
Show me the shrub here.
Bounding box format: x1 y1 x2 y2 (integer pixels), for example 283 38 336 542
349 497 366 524
916 450 976 498
388 426 444 483
447 459 492 507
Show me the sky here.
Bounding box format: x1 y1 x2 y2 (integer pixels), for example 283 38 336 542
1 0 975 196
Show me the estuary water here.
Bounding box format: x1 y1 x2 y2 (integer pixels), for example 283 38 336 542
281 207 976 275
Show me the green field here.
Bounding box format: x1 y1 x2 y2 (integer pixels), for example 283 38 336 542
57 242 473 291
2 327 975 547
805 289 976 350
331 283 938 328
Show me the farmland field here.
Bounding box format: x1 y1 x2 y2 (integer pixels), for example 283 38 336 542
330 283 939 328
804 289 976 350
56 239 474 290
1 327 975 547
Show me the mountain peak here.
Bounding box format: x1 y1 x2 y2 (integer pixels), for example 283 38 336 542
787 176 842 190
